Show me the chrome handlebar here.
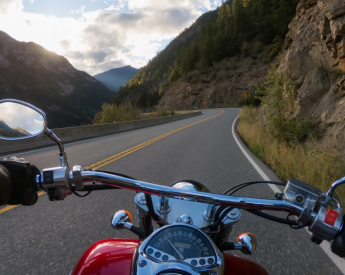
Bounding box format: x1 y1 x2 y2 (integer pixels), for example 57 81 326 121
39 167 343 244
79 171 308 217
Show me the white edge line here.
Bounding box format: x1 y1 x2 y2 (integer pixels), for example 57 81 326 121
231 115 345 274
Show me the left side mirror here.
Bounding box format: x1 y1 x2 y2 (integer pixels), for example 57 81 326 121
0 99 46 140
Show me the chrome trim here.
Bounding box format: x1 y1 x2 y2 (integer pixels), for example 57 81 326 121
326 176 345 198
0 99 47 141
157 196 170 214
236 233 256 255
177 214 193 225
44 128 66 155
111 210 132 230
79 171 310 217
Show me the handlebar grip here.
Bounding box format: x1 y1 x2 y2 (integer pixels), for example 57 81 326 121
332 222 345 257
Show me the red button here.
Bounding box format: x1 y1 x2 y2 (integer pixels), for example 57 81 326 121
324 209 338 226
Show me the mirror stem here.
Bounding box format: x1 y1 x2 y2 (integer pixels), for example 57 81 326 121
44 128 65 153
44 128 70 169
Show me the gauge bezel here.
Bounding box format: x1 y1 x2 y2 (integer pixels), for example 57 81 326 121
145 225 216 266
132 224 224 275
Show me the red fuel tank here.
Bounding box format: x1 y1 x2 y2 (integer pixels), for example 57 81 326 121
72 239 268 275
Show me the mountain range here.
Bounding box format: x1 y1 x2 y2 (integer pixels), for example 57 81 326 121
0 31 114 128
0 119 30 137
93 66 139 92
113 0 299 109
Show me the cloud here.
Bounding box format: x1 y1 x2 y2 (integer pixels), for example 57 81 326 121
0 102 45 135
73 6 86 14
0 0 22 15
59 39 70 51
0 0 220 75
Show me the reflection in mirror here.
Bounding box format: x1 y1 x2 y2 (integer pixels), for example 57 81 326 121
0 102 45 140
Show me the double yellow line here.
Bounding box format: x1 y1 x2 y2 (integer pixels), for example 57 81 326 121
0 110 224 215
87 110 224 170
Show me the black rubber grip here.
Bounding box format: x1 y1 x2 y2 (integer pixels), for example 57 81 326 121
0 164 11 205
332 222 345 257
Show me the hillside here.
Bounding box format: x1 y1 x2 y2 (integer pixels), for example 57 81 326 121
93 66 139 92
0 31 114 128
277 0 345 154
0 119 28 138
113 0 299 109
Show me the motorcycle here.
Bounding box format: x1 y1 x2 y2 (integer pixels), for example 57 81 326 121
0 98 344 275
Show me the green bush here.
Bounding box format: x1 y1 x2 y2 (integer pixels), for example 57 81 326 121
93 102 141 124
254 41 264 54
273 117 320 142
255 62 320 142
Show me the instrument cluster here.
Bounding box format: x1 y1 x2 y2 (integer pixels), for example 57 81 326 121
144 225 217 268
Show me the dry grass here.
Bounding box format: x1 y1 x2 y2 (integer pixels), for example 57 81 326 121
145 107 176 119
237 107 345 204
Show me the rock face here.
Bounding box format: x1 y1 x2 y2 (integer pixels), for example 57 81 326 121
278 0 345 154
159 55 272 110
0 31 113 128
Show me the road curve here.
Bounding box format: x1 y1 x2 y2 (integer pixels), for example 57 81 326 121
0 109 342 275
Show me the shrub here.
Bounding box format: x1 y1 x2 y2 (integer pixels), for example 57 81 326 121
237 107 345 205
93 102 141 124
268 36 283 60
255 62 321 142
254 41 264 53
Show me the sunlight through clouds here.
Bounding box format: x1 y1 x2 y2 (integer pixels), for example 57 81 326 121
0 0 221 75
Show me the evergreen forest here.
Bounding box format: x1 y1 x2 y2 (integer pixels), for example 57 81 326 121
113 0 300 108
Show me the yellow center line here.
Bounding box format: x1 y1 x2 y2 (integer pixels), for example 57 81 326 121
0 191 46 215
88 110 224 170
0 110 224 215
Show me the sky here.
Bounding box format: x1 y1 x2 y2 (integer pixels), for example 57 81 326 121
0 0 222 75
0 102 44 135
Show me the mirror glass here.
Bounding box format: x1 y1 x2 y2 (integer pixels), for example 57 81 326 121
0 102 45 140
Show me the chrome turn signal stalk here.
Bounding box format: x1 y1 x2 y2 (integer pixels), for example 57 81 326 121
111 210 145 239
111 210 133 230
236 233 257 255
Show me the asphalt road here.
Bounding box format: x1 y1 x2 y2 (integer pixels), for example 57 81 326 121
0 109 342 275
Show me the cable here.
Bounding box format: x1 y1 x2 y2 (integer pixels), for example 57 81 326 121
211 207 234 231
72 190 91 197
223 181 286 196
246 209 297 225
286 214 309 229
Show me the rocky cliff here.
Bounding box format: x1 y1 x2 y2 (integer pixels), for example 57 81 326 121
0 31 114 128
278 0 345 153
158 52 272 110
159 0 345 155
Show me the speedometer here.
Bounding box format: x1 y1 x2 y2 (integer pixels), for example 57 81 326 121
144 225 217 267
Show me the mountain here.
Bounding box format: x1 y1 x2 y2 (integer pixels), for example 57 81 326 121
13 127 31 136
0 119 28 138
113 0 299 109
0 31 114 128
93 66 139 92
0 119 14 132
